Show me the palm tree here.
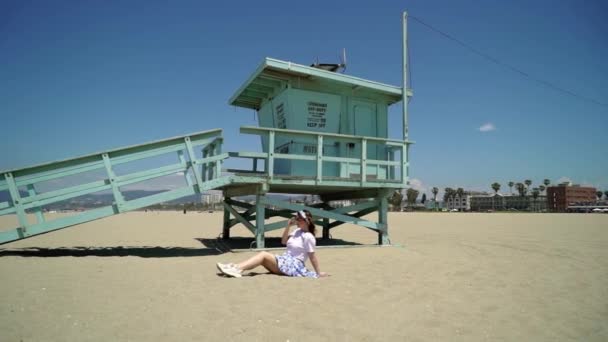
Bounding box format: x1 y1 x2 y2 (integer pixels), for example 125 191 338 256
597 191 604 201
516 183 525 197
491 182 501 210
532 188 540 212
388 190 403 211
444 188 454 209
456 188 465 211
539 185 546 195
543 179 550 188
508 181 514 195
604 191 608 201
406 188 419 207
524 180 532 193
432 187 439 211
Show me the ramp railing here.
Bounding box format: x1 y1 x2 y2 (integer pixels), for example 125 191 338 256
0 128 229 244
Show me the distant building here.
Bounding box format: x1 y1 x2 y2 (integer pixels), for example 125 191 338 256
470 193 504 211
470 193 546 211
201 191 223 206
330 199 354 208
547 184 596 212
446 191 488 211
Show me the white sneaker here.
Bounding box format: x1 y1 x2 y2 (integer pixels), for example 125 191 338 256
216 262 227 274
217 263 242 278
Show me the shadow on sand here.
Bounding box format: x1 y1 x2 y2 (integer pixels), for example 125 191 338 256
197 236 362 252
0 246 221 258
0 237 363 258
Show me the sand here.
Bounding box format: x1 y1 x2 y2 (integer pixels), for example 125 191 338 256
0 212 607 341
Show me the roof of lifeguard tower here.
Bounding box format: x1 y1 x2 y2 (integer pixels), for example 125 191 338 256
229 57 411 110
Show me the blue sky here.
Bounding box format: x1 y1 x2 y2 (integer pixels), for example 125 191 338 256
1 0 607 195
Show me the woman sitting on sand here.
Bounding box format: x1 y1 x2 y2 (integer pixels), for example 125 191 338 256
216 210 329 278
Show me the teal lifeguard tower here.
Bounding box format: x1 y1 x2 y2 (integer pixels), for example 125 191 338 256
0 13 413 248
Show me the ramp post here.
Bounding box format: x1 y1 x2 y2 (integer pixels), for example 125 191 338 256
222 197 231 239
378 191 390 245
102 153 125 213
4 173 27 238
255 193 265 249
322 217 330 240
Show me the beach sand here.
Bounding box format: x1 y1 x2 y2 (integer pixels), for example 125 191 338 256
0 212 607 341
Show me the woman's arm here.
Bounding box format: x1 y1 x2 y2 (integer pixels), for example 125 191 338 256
309 252 328 277
281 218 294 245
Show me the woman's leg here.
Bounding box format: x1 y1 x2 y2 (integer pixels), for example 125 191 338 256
237 251 282 275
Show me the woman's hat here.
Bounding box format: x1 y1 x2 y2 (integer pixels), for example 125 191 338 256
293 210 309 222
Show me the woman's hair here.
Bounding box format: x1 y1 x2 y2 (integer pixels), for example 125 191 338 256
302 210 316 236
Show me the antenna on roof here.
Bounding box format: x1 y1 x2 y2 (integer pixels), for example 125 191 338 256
339 48 347 73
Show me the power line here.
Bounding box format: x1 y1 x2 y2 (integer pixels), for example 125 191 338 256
409 15 608 108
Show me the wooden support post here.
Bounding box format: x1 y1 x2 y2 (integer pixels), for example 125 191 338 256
255 193 265 248
5 172 27 238
401 143 407 186
361 138 367 186
322 216 330 240
222 197 231 239
102 153 125 213
378 194 389 245
267 131 275 181
201 147 208 182
214 142 222 179
316 135 323 184
184 136 204 191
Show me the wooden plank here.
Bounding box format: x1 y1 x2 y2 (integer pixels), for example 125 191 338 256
23 181 112 209
260 197 382 231
2 129 222 176
14 161 105 188
223 202 256 234
240 125 414 145
320 188 388 202
21 206 116 239
323 156 360 164
263 220 290 232
274 153 315 161
0 206 16 216
328 206 378 229
228 151 267 159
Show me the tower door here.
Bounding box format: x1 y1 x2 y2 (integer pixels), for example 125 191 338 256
353 101 377 160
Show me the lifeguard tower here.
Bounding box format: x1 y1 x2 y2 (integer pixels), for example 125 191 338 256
0 13 413 248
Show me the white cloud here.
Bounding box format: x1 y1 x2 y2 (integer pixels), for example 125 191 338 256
557 176 572 185
408 178 427 193
478 123 496 132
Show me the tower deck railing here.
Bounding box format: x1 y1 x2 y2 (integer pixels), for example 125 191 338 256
230 126 413 188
